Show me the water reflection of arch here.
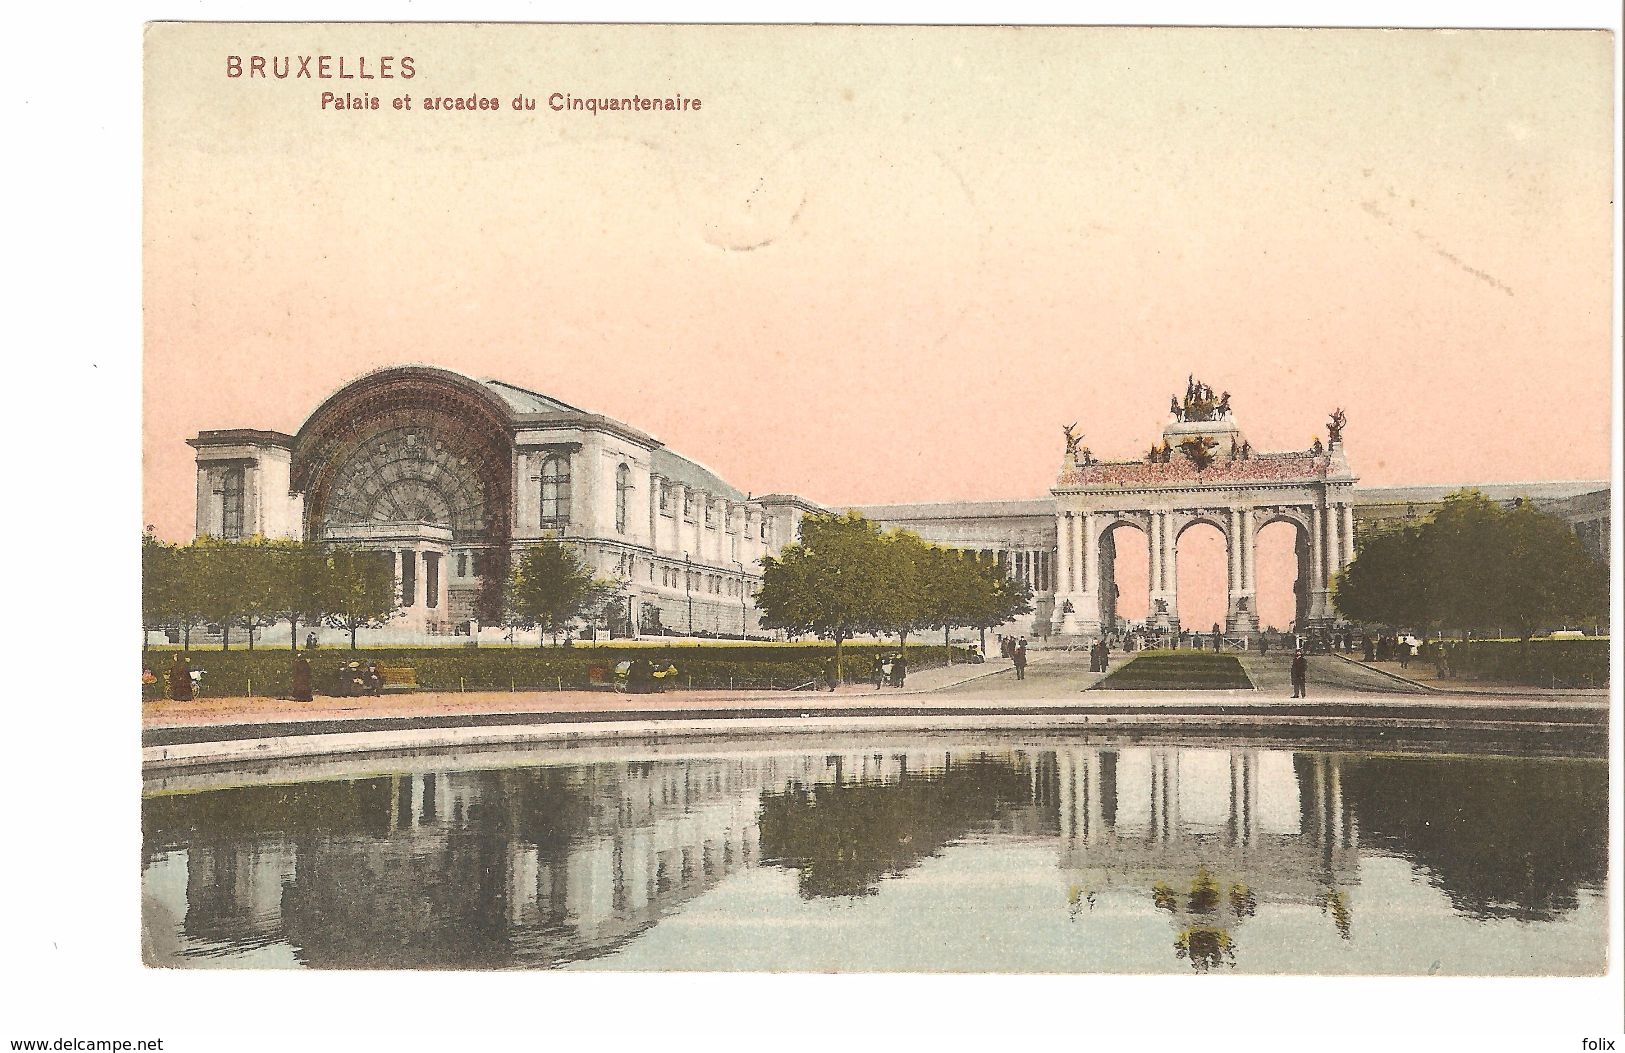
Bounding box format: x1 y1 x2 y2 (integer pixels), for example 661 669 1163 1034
1055 747 1360 898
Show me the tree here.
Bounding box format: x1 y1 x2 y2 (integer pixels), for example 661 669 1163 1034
233 536 288 650
507 539 607 646
872 529 932 652
322 547 402 648
191 536 252 650
141 529 178 650
1333 523 1441 633
922 547 981 650
965 554 1034 653
165 543 209 650
756 512 891 682
1333 489 1607 641
261 538 329 650
1495 501 1608 641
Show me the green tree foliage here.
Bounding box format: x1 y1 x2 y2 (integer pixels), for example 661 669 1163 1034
1333 489 1606 640
261 537 330 650
872 530 931 649
756 513 892 680
757 512 1034 680
322 547 403 648
141 530 181 647
190 535 254 650
506 538 611 646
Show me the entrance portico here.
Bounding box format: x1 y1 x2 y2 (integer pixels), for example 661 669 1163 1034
1053 382 1356 641
323 521 454 634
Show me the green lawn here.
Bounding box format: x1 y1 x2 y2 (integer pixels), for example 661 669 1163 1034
1093 650 1254 691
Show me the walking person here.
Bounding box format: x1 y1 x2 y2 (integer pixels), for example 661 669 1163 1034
1290 648 1309 699
891 652 908 688
1013 643 1027 681
873 653 887 690
167 652 193 701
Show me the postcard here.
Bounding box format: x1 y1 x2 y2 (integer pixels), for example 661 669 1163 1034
132 17 1615 1010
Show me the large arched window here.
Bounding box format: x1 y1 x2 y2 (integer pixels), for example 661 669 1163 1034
615 463 631 534
540 454 571 529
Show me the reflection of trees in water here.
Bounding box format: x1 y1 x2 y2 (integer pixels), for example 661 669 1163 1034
1340 756 1606 922
281 829 512 968
757 756 1035 898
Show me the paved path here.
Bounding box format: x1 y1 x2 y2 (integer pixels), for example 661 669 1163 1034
141 644 1606 772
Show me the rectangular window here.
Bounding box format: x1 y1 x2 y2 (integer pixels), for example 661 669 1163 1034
426 553 440 609
659 484 671 514
457 552 468 577
683 492 695 521
219 466 245 539
704 501 714 527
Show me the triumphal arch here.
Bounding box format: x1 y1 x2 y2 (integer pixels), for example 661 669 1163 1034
1051 378 1357 640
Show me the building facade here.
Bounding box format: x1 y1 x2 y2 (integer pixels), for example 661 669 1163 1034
189 365 823 639
189 367 1608 644
852 382 1609 641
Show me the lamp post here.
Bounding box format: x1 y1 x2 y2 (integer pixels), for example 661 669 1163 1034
733 560 748 640
683 552 694 636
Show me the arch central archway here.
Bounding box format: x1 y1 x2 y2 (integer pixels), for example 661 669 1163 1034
1174 517 1228 635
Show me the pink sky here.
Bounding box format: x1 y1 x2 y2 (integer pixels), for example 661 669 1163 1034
145 26 1614 629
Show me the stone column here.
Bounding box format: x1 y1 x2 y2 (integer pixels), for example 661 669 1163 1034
1059 514 1073 591
1170 513 1183 630
1341 502 1356 570
1076 514 1102 638
1226 507 1258 635
1309 503 1329 622
1243 508 1256 591
1146 512 1169 631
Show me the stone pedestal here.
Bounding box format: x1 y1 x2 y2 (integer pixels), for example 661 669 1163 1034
1226 593 1259 635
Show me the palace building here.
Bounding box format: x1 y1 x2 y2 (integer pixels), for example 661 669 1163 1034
188 365 824 639
188 367 1608 643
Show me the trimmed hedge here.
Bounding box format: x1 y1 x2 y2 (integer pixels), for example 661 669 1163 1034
1434 638 1610 688
140 642 974 699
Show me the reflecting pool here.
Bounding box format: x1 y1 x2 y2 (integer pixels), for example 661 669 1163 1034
141 736 1607 973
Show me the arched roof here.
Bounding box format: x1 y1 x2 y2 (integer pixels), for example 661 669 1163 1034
292 364 755 508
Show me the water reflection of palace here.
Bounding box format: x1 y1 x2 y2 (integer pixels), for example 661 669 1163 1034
142 745 1605 971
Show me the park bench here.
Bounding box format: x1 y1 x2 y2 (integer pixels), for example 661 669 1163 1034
377 664 418 691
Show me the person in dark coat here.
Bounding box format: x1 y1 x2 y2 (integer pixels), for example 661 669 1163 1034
291 654 313 702
167 653 193 701
1013 644 1027 680
1290 649 1309 698
891 653 908 688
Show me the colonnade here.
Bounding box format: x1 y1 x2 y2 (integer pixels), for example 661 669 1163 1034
974 546 1055 595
